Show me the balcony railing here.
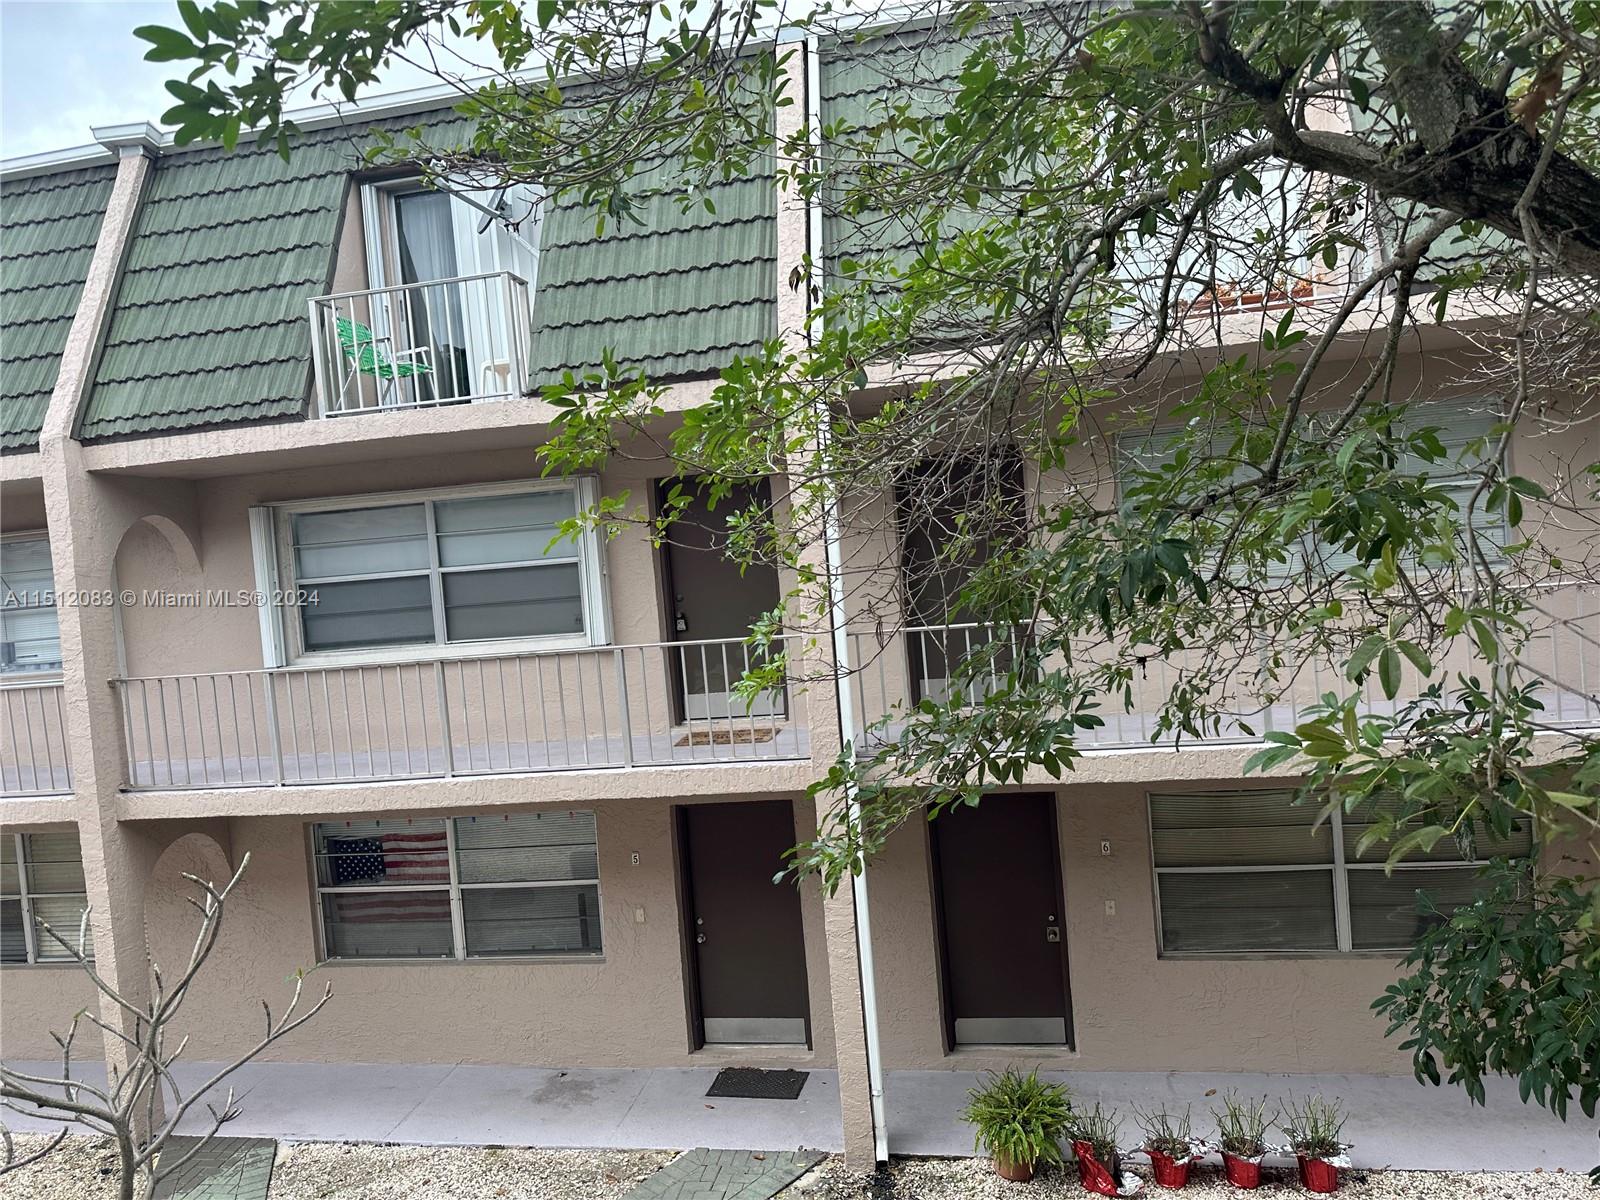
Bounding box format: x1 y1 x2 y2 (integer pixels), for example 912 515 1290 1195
849 588 1600 753
308 270 531 417
113 636 808 791
1 681 71 797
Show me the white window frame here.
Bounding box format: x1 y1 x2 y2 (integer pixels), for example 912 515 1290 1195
2 831 91 966
0 530 63 680
308 813 604 963
261 477 611 669
1146 789 1530 959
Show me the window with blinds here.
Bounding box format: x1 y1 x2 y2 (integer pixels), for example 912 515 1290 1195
1 830 92 964
0 535 61 675
284 482 601 658
1149 789 1532 955
310 810 602 961
1115 398 1507 578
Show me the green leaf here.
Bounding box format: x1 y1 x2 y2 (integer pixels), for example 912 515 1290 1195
134 24 199 62
1395 640 1432 677
1546 791 1597 811
1346 634 1386 680
1378 646 1402 699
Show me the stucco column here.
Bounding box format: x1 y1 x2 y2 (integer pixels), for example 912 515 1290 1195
36 131 167 1096
773 35 884 1169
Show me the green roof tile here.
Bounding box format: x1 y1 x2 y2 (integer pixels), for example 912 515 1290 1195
76 125 357 440
526 164 775 387
74 97 775 440
0 163 115 451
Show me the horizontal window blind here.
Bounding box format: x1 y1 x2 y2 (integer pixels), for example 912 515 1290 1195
1 830 92 964
1115 398 1508 580
288 486 591 655
1150 789 1530 956
311 810 602 961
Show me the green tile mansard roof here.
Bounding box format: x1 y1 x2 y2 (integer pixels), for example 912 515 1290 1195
71 99 776 441
525 159 776 389
0 163 116 451
76 123 370 440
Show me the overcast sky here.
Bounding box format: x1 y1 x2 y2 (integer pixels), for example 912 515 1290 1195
0 0 478 158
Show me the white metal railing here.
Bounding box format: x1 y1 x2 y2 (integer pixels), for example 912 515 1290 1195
113 636 806 791
849 590 1600 752
1 681 71 796
308 270 531 417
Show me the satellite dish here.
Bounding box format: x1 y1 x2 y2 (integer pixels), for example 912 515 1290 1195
477 186 508 236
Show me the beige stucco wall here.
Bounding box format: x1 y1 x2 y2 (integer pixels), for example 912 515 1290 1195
1 482 48 534
0 965 97 1058
60 793 843 1070
870 780 1426 1077
103 438 815 789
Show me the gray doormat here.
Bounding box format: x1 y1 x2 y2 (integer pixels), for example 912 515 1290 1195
150 1135 276 1200
706 1067 809 1100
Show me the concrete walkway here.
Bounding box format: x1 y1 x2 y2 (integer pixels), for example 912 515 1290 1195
4 1061 1594 1172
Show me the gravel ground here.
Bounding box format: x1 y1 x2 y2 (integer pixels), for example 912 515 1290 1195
777 1155 1596 1198
269 1142 674 1199
0 1135 122 1200
0 1136 1590 1200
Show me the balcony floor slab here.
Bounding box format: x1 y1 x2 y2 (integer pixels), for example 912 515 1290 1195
124 724 811 791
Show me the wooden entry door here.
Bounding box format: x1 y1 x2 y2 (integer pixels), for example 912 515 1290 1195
930 793 1073 1045
679 800 810 1045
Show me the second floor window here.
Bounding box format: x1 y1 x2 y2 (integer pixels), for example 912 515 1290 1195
0 535 61 676
275 479 608 660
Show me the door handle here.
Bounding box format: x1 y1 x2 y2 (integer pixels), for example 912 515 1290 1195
1045 926 1061 943
696 933 707 944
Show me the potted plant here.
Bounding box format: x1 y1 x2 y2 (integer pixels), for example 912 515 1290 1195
960 1067 1074 1182
1070 1103 1133 1196
1210 1092 1269 1189
1280 1094 1350 1194
1131 1104 1197 1189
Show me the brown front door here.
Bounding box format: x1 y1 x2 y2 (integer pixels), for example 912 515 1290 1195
659 480 783 721
931 793 1073 1046
679 799 810 1045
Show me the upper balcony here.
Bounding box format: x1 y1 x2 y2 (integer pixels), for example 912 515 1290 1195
1 680 69 797
111 634 809 791
309 271 532 417
848 584 1600 755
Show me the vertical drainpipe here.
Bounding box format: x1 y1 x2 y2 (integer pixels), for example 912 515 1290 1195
804 32 890 1167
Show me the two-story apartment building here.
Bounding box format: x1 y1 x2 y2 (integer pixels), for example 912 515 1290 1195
2 34 1595 1166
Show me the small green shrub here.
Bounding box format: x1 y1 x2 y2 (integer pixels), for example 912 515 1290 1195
1280 1094 1347 1159
961 1067 1074 1169
1131 1102 1192 1157
1211 1091 1270 1157
1069 1101 1122 1162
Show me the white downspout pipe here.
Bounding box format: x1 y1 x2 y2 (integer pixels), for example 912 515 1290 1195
805 32 890 1166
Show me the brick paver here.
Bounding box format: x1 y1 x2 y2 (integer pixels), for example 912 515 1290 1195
149 1135 276 1200
622 1147 825 1200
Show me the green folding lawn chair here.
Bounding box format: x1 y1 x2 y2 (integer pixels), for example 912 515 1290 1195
332 315 432 409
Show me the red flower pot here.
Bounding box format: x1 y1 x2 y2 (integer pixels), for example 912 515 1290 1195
994 1153 1034 1183
1221 1152 1262 1189
1148 1149 1190 1188
1297 1154 1340 1193
1072 1139 1121 1196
